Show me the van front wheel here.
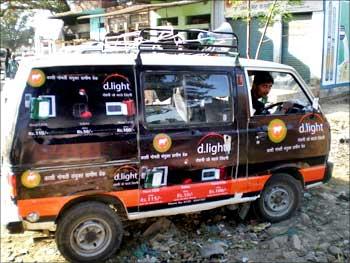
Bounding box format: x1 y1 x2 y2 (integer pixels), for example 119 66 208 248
56 202 123 263
258 174 302 222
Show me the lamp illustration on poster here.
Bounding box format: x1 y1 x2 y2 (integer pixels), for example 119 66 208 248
73 88 92 119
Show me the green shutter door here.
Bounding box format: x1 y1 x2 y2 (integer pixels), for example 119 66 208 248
251 18 273 61
282 13 312 83
230 18 273 61
231 18 247 57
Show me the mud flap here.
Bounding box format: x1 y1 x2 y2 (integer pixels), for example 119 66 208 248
238 202 251 220
323 161 333 183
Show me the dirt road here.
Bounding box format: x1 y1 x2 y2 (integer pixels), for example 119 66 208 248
1 101 349 263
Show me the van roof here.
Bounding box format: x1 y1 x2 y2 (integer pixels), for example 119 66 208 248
26 53 294 71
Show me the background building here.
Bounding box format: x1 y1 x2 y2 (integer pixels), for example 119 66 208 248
42 0 349 97
223 0 349 96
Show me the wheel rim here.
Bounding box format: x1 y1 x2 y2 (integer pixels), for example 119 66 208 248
263 186 293 216
70 218 112 257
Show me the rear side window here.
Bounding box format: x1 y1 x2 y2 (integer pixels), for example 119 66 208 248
143 72 232 126
23 66 136 142
11 66 138 166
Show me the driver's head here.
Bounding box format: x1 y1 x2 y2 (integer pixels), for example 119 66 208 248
252 72 274 99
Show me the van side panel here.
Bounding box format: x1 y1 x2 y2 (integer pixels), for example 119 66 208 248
17 175 272 219
11 66 140 201
244 67 331 185
136 66 240 212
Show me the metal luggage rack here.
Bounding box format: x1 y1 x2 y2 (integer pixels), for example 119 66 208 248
104 31 142 53
137 27 239 56
103 25 239 58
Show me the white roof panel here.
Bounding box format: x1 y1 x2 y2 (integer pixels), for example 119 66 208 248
28 53 294 71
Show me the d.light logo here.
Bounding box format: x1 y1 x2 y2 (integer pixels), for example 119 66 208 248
102 73 131 92
268 119 287 143
298 113 324 135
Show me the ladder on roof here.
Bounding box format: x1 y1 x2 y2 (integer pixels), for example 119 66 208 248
103 24 239 57
104 31 142 53
138 27 239 56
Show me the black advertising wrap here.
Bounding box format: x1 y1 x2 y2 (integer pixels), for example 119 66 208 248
12 65 330 209
11 66 138 168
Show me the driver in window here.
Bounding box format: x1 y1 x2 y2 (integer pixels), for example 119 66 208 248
251 72 273 115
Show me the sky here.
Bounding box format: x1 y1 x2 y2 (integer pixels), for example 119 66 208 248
31 10 64 40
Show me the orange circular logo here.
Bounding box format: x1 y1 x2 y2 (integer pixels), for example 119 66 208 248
153 133 172 153
27 69 46 87
21 170 41 188
268 119 287 143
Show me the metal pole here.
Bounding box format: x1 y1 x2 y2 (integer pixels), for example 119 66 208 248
246 0 251 59
255 0 278 60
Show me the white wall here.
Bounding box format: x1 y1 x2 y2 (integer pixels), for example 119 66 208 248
310 11 324 80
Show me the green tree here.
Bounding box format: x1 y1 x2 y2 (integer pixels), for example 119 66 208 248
0 11 34 51
0 0 70 17
0 0 70 51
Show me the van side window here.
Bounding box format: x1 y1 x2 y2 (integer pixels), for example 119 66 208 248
24 66 136 144
144 72 232 125
249 71 312 116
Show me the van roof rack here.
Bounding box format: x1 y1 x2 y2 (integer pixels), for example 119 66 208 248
104 26 239 58
104 31 142 53
137 27 239 56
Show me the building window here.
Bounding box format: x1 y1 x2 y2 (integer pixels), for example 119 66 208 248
186 14 210 25
79 32 90 39
187 30 209 40
77 18 89 25
157 17 179 26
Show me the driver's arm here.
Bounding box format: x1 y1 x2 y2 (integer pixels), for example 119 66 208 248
281 101 294 114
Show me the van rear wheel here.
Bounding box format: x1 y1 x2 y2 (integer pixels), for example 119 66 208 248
258 174 302 222
56 202 123 263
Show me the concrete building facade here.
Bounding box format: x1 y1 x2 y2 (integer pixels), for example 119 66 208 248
152 0 349 96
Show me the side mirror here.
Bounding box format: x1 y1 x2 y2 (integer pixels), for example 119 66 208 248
312 97 319 111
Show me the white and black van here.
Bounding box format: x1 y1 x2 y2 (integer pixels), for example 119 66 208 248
2 26 332 262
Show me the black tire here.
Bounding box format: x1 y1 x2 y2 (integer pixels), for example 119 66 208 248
258 174 302 223
56 202 123 263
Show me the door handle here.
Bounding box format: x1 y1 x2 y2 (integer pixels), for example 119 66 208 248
191 129 202 136
256 131 267 140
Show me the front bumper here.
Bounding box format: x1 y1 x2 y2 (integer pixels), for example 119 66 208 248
6 220 56 233
305 161 333 189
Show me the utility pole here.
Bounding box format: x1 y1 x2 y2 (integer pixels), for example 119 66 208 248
246 0 251 58
255 0 278 59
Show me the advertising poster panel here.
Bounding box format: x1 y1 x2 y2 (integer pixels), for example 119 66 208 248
322 0 350 88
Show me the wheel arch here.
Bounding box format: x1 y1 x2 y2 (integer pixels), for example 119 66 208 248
55 194 128 224
268 164 305 187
